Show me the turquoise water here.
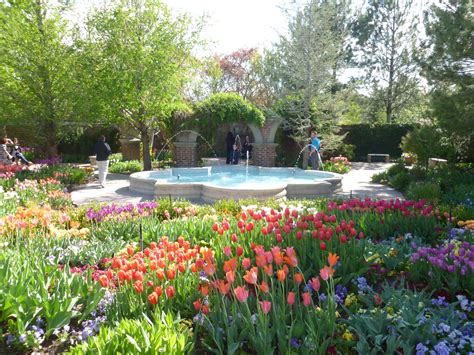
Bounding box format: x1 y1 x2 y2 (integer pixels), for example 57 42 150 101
146 169 330 188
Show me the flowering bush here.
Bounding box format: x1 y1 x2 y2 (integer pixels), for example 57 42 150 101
323 156 351 174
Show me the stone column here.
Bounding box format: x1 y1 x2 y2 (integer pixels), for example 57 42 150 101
173 142 198 167
120 138 141 161
252 143 278 167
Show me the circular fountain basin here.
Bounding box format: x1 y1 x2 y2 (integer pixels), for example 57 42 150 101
130 166 342 203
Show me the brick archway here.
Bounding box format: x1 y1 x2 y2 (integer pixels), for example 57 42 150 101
172 119 284 167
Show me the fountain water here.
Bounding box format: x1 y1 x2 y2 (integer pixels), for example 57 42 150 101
156 130 218 162
294 144 324 171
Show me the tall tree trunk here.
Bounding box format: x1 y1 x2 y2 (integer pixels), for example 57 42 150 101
141 129 152 171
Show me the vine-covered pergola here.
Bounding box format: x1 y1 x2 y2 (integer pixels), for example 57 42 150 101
173 93 282 167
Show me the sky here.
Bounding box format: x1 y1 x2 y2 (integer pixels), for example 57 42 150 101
73 0 431 56
73 0 292 55
161 0 290 55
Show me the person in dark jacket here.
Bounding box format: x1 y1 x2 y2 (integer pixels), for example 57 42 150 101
225 131 235 164
94 135 112 188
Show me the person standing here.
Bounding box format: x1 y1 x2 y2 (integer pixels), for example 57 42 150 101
0 137 13 165
242 135 252 160
309 131 321 170
225 131 235 164
94 135 112 188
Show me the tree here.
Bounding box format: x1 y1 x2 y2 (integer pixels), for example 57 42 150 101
83 0 202 170
420 0 474 161
215 48 269 106
353 0 420 123
266 0 350 154
0 0 82 156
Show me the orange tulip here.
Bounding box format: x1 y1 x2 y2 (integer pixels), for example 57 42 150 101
226 270 235 283
328 253 340 267
263 264 273 277
98 275 108 287
256 254 267 268
277 269 286 282
294 272 303 285
166 267 176 280
259 281 270 294
223 258 237 273
156 269 165 280
217 280 230 295
244 267 259 285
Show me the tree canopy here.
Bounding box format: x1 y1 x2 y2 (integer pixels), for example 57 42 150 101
81 0 203 170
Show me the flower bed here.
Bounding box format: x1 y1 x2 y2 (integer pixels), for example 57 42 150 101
0 168 472 354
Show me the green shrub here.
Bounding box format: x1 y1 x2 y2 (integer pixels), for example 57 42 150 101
371 171 388 183
406 182 441 204
400 125 455 166
386 160 408 177
108 153 123 165
388 171 413 192
109 160 143 174
68 313 194 355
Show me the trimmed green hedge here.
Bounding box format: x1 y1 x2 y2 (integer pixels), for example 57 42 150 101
194 93 265 129
341 124 413 161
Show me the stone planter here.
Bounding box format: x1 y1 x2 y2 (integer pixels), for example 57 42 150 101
89 155 97 167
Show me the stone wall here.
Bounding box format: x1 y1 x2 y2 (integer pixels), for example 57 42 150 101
173 142 198 167
252 143 278 167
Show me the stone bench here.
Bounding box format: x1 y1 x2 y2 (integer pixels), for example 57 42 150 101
367 154 390 163
428 158 447 168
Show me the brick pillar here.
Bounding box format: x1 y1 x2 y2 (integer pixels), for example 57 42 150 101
120 138 141 161
252 143 278 167
173 142 198 167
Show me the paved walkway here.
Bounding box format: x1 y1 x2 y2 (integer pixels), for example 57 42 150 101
71 163 403 206
334 162 403 200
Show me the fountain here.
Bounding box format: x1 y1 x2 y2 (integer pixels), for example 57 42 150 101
130 165 342 202
155 130 218 162
294 144 324 171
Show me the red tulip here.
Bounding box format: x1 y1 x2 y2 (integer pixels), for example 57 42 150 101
134 280 143 293
166 285 175 298
287 291 296 306
148 292 158 305
302 292 311 307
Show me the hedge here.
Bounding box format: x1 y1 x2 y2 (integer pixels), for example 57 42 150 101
340 124 414 161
